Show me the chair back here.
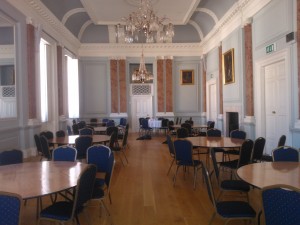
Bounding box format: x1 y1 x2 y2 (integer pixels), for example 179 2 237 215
161 118 169 128
72 165 96 219
106 126 118 136
119 118 127 127
34 134 43 155
109 131 119 149
40 135 52 160
52 146 77 161
0 191 22 225
106 120 115 127
0 150 23 166
168 120 174 131
272 146 299 162
262 185 300 225
175 117 179 125
87 145 112 173
207 128 221 137
237 139 254 168
72 124 79 135
166 135 175 157
90 118 98 123
122 127 129 147
181 123 192 135
77 121 86 129
79 127 93 135
176 127 189 138
102 118 109 123
55 130 66 137
141 118 150 129
207 121 215 129
173 139 194 165
277 135 286 147
230 129 246 139
75 136 93 159
210 148 220 181
251 137 266 162
40 131 54 140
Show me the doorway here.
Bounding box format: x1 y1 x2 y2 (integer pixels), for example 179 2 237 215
254 49 290 155
206 78 218 124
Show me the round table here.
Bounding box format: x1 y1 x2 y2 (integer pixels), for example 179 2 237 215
237 162 300 189
186 136 244 148
0 161 88 199
49 134 110 145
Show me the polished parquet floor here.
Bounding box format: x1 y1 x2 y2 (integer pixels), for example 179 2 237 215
22 132 263 225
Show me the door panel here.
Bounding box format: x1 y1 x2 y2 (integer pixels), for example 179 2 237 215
264 60 288 154
131 96 152 132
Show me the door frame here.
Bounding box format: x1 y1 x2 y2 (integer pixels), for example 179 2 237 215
254 48 291 143
206 77 218 122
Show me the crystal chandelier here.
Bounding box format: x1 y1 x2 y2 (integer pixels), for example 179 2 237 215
132 49 153 83
115 0 175 43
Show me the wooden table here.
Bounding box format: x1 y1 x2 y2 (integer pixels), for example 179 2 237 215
185 136 244 148
0 161 88 199
173 124 208 129
49 134 110 145
237 162 300 189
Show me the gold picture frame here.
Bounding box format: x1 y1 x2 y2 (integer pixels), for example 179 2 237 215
222 48 235 85
180 70 194 85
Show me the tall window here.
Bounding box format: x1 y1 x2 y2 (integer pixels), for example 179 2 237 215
66 55 79 118
40 39 48 122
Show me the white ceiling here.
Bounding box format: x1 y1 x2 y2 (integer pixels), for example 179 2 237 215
80 0 201 25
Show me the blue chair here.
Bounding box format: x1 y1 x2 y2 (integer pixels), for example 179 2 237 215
251 137 266 163
56 130 65 137
34 134 44 160
91 150 115 217
87 145 114 204
166 135 175 175
0 149 23 166
201 162 256 225
75 136 93 160
52 146 77 162
40 135 52 161
38 165 97 225
272 146 299 162
106 120 115 127
140 118 152 138
207 128 225 161
79 127 93 135
224 129 247 160
261 184 300 225
0 191 22 225
210 148 250 201
173 139 201 189
118 118 127 127
176 127 189 138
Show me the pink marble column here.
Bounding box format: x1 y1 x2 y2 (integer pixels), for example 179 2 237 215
157 59 164 112
244 24 254 116
27 24 37 119
166 59 173 112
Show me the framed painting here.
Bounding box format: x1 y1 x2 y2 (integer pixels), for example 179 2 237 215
180 70 194 85
222 48 235 85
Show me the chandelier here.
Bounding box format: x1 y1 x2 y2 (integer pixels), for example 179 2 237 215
132 49 153 83
115 0 175 43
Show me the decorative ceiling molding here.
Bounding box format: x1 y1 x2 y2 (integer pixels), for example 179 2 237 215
7 0 81 54
78 20 92 40
188 20 204 40
79 43 203 57
62 8 86 25
182 0 202 24
195 8 218 24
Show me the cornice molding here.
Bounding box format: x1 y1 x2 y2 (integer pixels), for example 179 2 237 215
78 43 203 57
7 0 81 54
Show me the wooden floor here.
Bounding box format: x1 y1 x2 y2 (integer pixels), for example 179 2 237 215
21 132 263 225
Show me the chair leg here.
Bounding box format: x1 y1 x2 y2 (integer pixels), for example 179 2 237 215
121 150 128 164
167 159 175 175
173 166 179 187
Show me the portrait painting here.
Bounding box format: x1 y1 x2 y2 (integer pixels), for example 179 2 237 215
222 48 235 85
180 70 194 85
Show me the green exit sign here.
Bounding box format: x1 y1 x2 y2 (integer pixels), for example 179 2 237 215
266 43 276 54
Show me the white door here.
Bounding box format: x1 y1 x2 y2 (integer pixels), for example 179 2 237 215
264 60 288 154
131 96 153 132
207 79 217 123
